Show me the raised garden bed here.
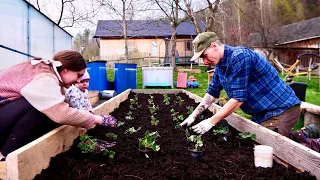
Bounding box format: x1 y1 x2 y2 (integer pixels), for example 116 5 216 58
2 90 320 180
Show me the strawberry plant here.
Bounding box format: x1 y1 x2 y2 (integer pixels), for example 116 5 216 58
117 121 125 127
163 93 170 105
186 106 194 115
175 96 184 105
125 127 141 134
78 134 96 153
105 133 117 141
139 131 160 151
149 104 159 114
187 135 203 150
151 115 159 126
238 132 256 140
212 125 228 135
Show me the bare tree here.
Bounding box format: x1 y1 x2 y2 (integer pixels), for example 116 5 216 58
28 0 103 28
153 0 189 69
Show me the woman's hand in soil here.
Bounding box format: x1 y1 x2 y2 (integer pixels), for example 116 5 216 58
100 115 118 127
192 119 214 135
180 115 195 128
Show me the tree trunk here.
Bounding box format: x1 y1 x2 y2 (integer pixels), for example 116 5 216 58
171 23 177 69
184 0 202 34
122 0 129 63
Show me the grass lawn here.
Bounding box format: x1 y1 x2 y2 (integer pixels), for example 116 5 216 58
107 66 320 119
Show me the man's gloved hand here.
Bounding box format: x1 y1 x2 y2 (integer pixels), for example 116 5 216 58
192 119 214 135
101 115 117 127
180 115 195 127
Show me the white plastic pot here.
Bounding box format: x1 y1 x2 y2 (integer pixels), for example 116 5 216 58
254 145 273 168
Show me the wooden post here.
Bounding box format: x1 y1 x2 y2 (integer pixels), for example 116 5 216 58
308 58 312 80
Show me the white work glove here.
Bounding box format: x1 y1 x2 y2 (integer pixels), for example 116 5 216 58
192 119 214 135
180 115 195 127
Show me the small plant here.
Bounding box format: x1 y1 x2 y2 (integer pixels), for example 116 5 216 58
149 104 159 114
238 132 256 140
178 114 184 121
78 134 96 153
198 115 205 120
105 133 117 141
125 111 134 120
186 106 194 115
212 125 229 135
125 127 141 134
163 94 170 105
175 96 184 105
170 108 175 113
139 131 160 151
78 135 115 158
117 121 125 127
148 95 154 105
151 115 159 126
102 149 116 158
187 135 203 150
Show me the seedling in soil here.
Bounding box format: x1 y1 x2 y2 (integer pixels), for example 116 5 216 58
187 135 204 150
163 94 170 105
237 132 256 149
178 114 184 121
78 135 115 158
78 134 97 153
151 115 159 126
148 95 154 105
139 131 160 152
117 121 125 127
149 104 159 114
198 115 205 120
125 127 141 134
212 125 229 135
125 111 134 120
170 108 175 113
105 133 118 141
238 132 256 140
102 149 116 158
175 96 184 105
186 106 194 115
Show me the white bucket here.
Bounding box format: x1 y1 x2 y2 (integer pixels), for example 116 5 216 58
254 145 273 168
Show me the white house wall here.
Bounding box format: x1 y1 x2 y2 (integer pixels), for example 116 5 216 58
0 0 72 70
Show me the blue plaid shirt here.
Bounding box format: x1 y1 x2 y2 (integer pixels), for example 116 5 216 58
206 45 301 124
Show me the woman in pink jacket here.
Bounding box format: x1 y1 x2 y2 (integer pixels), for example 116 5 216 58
0 50 116 160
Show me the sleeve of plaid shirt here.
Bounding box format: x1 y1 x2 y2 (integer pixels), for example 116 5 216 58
227 53 251 102
206 71 223 98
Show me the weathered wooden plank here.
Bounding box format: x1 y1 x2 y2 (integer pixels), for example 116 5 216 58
5 125 85 180
94 89 131 115
88 90 99 105
301 102 320 115
0 162 5 180
183 90 320 179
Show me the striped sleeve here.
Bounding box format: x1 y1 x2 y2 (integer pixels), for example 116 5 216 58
20 73 95 128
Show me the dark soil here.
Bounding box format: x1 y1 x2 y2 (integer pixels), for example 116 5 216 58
35 93 315 180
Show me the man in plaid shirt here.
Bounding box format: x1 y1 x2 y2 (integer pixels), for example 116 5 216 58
180 32 301 137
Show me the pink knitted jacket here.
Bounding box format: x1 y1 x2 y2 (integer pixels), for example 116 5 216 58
0 60 94 128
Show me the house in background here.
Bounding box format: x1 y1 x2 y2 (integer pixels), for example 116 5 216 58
245 17 320 68
93 20 205 66
0 0 72 70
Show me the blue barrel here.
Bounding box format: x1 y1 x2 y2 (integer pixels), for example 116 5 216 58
87 61 108 91
114 63 137 94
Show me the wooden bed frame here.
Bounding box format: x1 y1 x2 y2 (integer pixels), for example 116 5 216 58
1 89 319 180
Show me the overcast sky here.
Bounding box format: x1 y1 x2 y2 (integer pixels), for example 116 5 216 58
27 0 212 37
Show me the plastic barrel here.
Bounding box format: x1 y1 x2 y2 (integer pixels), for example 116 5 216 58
114 63 137 94
87 61 108 91
289 82 307 101
126 63 137 89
